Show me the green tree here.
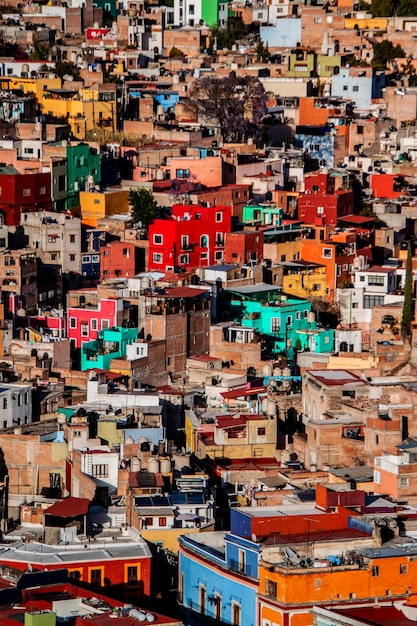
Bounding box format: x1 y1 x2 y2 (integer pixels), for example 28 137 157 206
400 58 417 85
256 38 270 63
55 61 81 81
169 46 184 58
210 18 249 51
402 240 414 334
30 37 52 61
372 40 405 70
129 189 157 234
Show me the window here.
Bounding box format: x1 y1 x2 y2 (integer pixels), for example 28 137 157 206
144 517 153 527
271 318 281 332
153 234 162 244
357 125 364 135
296 311 301 320
200 235 208 248
181 235 189 249
232 602 241 626
201 253 208 260
176 168 190 178
372 566 379 577
214 594 222 620
127 566 138 583
179 254 189 265
287 315 292 328
123 248 130 258
400 477 409 487
215 211 223 222
159 517 167 526
70 317 77 329
200 586 206 615
22 188 31 196
189 3 194 12
343 85 348 91
70 234 76 243
91 319 98 330
92 464 108 477
265 579 277 598
368 275 384 286
317 206 324 215
81 323 88 337
257 427 266 436
400 563 408 575
101 320 109 330
153 253 163 263
342 390 355 398
2 398 6 410
82 255 91 263
70 254 75 261
215 251 223 261
353 85 359 92
364 295 384 308
51 253 58 261
374 470 381 484
322 248 332 258
90 569 102 586
48 235 58 243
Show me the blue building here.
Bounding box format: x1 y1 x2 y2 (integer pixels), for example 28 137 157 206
331 67 385 111
260 18 302 48
82 229 105 280
179 531 259 626
294 125 336 168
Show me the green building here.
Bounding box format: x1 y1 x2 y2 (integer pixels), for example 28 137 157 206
93 0 117 19
242 203 282 227
81 327 138 371
225 285 334 360
66 143 101 210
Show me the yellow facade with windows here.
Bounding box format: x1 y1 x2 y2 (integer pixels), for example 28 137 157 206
282 265 327 299
80 189 130 227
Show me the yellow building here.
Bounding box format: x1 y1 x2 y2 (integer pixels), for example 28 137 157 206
42 84 117 139
344 17 388 30
264 238 302 265
0 75 62 102
282 262 327 299
80 189 130 227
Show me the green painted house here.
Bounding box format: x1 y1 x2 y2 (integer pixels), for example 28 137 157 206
67 143 101 210
242 203 283 227
81 326 138 371
225 284 334 360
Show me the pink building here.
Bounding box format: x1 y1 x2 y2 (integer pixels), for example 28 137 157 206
67 298 122 348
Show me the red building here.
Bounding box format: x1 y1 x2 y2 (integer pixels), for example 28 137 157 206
223 230 264 265
101 241 140 280
67 297 122 348
298 172 354 226
371 173 404 199
148 204 232 271
0 167 52 225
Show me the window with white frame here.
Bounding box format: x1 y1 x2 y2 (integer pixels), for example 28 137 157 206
153 253 163 263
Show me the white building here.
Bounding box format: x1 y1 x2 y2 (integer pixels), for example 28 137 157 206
0 383 32 429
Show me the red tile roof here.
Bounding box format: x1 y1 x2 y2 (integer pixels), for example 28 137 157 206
44 497 90 518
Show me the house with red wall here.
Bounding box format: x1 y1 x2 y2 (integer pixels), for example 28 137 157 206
298 172 354 226
0 166 52 225
223 230 264 266
67 298 123 348
100 240 140 280
0 523 152 600
148 203 232 271
371 173 404 199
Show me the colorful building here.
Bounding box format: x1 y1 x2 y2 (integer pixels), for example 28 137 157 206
67 298 124 349
80 188 130 227
0 166 52 225
148 204 232 271
298 172 354 226
100 241 140 280
81 326 138 371
224 285 334 360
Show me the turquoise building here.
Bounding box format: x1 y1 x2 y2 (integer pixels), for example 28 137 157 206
81 327 138 371
242 203 282 227
226 285 334 360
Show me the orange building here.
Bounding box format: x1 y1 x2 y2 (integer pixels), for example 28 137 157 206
300 225 372 299
259 543 417 626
